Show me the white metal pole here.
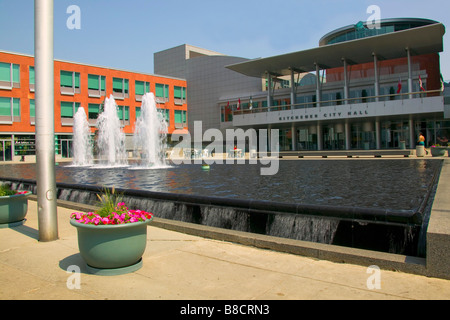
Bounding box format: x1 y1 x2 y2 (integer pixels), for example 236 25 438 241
35 0 58 242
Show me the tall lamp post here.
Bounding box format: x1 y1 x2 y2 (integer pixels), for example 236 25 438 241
35 0 58 241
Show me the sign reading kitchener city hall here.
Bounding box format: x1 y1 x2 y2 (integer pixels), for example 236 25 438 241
234 96 444 127
278 109 370 122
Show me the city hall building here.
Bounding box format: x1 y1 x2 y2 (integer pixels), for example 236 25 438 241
226 18 450 152
157 18 450 152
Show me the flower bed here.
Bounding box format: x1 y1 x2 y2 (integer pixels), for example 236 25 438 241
71 202 153 225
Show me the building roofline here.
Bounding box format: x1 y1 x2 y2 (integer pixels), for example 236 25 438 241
319 18 440 46
226 22 445 78
0 49 187 82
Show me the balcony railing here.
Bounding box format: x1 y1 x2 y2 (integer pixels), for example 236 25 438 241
232 89 443 115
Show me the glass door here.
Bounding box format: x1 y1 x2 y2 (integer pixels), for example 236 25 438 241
60 139 73 158
0 139 12 161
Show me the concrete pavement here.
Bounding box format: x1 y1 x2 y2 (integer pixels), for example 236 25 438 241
1 199 450 301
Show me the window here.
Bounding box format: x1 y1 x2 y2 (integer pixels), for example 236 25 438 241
174 86 186 105
29 66 35 91
163 109 170 125
60 70 80 95
30 99 35 124
112 77 129 99
135 80 150 100
135 106 141 119
174 110 187 128
0 97 20 123
220 104 233 122
0 62 20 89
157 109 170 125
61 101 81 118
155 83 169 103
88 74 106 97
14 135 35 157
88 104 101 123
117 105 129 120
117 105 130 126
61 101 81 125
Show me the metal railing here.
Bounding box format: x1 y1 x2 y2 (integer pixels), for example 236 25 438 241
232 89 443 116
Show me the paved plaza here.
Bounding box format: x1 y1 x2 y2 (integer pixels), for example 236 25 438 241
1 198 450 301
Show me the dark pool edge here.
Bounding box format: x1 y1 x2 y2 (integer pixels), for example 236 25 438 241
1 176 423 226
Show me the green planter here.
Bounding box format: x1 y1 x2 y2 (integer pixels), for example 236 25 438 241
431 147 446 157
70 217 153 275
0 191 32 227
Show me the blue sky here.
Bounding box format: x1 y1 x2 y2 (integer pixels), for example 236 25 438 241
1 0 450 79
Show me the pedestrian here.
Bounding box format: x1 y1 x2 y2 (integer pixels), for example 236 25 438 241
418 133 428 155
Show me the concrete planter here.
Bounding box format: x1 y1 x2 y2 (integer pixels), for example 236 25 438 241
0 191 32 227
416 145 425 157
70 217 152 275
431 147 446 157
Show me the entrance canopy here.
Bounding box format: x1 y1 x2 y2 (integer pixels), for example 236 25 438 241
226 23 445 78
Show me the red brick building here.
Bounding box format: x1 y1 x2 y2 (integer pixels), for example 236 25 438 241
0 50 187 161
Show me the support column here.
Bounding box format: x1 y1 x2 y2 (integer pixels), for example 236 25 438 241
291 124 296 151
345 122 351 150
373 53 380 102
11 134 15 160
35 0 58 242
406 47 413 99
317 123 323 151
342 59 349 104
315 63 321 107
375 120 381 150
409 119 416 149
290 69 296 110
266 72 272 110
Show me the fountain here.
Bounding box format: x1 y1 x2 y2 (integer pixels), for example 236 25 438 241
133 92 169 168
72 107 93 166
71 93 168 168
96 95 127 167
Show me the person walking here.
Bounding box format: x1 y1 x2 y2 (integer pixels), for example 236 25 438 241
418 133 428 155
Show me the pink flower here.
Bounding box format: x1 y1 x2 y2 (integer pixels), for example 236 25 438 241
70 202 154 225
101 217 110 225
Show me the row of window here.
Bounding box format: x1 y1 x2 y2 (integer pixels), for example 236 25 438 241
0 62 187 105
0 97 187 128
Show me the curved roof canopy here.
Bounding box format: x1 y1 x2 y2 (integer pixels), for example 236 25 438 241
226 23 445 78
319 18 439 46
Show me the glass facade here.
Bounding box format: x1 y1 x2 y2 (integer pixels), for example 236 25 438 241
321 19 438 46
272 120 448 152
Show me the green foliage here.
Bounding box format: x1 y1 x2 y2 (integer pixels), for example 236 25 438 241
0 184 16 196
95 186 124 218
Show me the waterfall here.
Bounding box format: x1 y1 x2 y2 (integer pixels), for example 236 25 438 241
267 214 340 244
0 179 421 256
